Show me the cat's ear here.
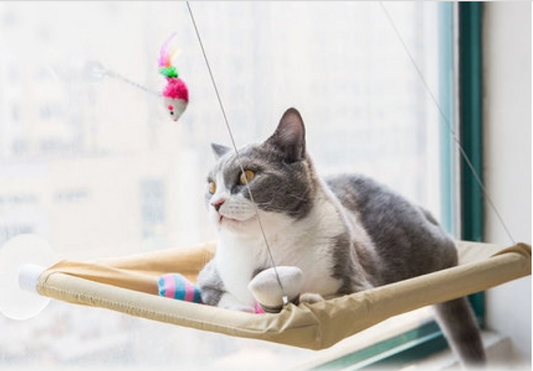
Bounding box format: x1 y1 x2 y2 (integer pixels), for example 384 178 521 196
268 108 306 163
211 143 231 159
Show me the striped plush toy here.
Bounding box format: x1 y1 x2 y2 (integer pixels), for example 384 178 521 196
158 273 202 303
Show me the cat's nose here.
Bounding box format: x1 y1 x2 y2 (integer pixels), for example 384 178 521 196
211 198 225 212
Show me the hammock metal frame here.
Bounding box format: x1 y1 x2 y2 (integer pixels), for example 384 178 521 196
35 240 531 350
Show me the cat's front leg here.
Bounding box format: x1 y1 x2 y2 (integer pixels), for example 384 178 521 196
197 259 256 312
197 259 225 306
299 292 325 304
218 292 256 313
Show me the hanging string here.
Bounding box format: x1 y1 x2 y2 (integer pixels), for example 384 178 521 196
83 60 160 97
185 2 289 305
379 2 516 245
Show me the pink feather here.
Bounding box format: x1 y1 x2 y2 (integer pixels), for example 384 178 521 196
159 32 177 68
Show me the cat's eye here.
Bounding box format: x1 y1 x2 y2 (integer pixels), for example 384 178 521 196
239 170 255 185
208 180 217 194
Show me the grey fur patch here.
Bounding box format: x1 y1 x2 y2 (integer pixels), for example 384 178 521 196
330 231 358 295
196 259 225 306
326 173 457 284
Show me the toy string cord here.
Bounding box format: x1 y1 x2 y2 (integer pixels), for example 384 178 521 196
185 2 289 305
83 60 160 97
378 2 515 245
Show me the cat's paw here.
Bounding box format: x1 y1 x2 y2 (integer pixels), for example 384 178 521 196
218 292 255 312
299 292 324 304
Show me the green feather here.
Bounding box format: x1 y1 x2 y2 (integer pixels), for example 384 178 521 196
159 66 179 78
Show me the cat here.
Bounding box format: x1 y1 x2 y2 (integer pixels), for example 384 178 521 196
197 107 486 367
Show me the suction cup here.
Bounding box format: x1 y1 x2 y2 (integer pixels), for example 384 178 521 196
0 234 57 320
83 60 107 83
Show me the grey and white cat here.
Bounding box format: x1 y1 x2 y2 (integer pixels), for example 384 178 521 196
197 108 485 367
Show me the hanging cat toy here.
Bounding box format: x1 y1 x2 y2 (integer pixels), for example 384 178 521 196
158 33 189 121
83 32 188 122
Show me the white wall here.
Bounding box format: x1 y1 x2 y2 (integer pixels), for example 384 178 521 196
483 2 531 366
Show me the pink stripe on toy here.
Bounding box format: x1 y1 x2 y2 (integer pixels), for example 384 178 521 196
163 275 176 298
183 279 195 302
255 303 264 314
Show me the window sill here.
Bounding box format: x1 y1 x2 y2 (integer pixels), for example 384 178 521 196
401 331 526 371
293 313 528 371
292 306 436 370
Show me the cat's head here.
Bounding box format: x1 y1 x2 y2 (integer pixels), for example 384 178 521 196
206 108 318 235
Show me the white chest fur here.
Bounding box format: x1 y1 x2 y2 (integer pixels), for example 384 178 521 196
214 195 348 307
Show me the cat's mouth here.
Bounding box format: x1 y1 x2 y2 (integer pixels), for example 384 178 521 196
218 214 255 225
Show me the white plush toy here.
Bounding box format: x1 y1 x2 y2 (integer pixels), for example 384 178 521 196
248 266 304 313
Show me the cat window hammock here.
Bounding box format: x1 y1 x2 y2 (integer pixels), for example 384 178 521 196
25 240 530 350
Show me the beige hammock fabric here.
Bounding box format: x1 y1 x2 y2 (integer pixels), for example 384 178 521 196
36 241 531 351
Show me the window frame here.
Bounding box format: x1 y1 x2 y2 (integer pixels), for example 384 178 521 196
458 2 486 324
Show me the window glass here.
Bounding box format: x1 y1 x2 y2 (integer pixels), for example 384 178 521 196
0 2 447 370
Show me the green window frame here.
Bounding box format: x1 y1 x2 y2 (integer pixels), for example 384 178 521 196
458 2 485 324
306 3 485 369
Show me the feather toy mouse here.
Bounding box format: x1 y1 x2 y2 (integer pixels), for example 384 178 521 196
159 33 189 121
